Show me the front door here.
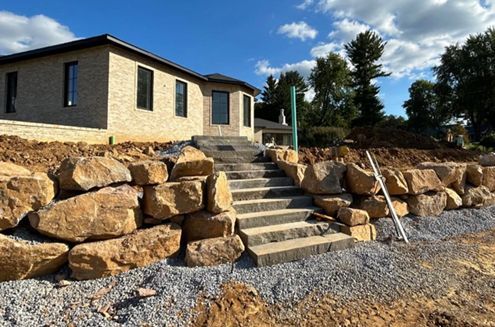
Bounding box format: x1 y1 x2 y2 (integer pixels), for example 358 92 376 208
6 72 17 113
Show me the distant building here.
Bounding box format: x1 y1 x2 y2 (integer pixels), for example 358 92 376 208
254 118 293 145
0 34 259 143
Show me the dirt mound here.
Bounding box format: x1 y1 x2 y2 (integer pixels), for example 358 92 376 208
299 147 481 169
347 127 445 149
0 135 172 174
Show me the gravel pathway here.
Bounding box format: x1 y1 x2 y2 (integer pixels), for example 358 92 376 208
1 206 494 326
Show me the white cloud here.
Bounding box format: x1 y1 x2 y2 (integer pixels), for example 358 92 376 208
277 21 318 41
0 11 77 55
292 0 495 77
255 59 316 79
296 0 314 10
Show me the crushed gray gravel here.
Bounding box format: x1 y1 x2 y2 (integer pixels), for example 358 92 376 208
1 206 494 326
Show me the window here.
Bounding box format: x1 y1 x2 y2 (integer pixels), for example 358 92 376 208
5 72 17 113
137 66 153 110
243 95 251 127
64 62 78 107
212 91 229 124
175 80 187 117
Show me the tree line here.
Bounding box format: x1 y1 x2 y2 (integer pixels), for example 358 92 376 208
255 27 495 145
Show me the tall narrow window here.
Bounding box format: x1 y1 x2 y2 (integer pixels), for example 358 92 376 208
212 91 229 125
175 80 187 117
64 62 78 107
137 66 153 110
243 95 251 127
5 72 17 113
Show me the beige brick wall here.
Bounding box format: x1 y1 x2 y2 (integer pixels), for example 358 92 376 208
0 46 109 129
106 47 204 142
202 83 255 140
0 119 107 144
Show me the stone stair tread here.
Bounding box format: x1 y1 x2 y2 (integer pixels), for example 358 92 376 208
237 207 321 220
233 195 312 206
226 169 282 174
248 233 354 258
231 185 300 194
240 220 332 236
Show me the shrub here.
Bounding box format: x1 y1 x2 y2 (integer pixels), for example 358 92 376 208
480 132 495 148
300 127 348 147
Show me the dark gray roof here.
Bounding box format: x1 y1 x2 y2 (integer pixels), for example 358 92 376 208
0 34 259 94
254 118 292 130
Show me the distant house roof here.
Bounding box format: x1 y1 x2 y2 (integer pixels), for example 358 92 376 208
254 118 292 131
0 34 260 95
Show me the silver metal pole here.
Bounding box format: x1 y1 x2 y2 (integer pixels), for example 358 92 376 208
366 151 409 243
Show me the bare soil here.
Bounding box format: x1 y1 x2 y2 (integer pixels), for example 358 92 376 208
0 135 172 174
192 229 495 327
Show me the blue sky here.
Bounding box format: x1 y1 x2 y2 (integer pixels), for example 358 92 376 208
1 0 494 117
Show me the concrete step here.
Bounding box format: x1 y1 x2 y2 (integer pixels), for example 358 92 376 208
202 149 262 157
233 196 313 214
237 207 322 229
229 177 293 190
231 186 303 201
225 169 285 180
215 162 277 172
198 144 259 152
209 154 270 163
247 233 355 266
192 135 248 142
240 220 339 247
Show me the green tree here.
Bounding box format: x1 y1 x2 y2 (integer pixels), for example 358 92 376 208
403 80 447 133
345 30 390 126
435 27 495 140
308 53 356 128
255 75 279 122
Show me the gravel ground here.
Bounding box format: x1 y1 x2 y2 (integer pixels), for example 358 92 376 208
1 206 494 326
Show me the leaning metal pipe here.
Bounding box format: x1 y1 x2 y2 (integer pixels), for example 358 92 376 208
366 150 409 243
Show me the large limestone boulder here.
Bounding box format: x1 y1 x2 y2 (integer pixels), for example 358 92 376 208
128 160 168 185
358 195 389 218
185 235 245 267
58 156 132 191
277 160 307 187
340 224 376 241
0 234 69 282
314 193 353 216
301 161 346 195
0 165 57 231
345 164 380 195
29 185 142 243
170 146 214 180
466 164 483 187
407 192 447 217
69 224 181 280
207 172 233 214
482 167 495 192
337 207 370 226
479 153 495 167
183 210 236 242
266 148 298 164
403 169 444 195
143 181 204 220
417 162 466 194
461 185 495 208
382 168 408 195
445 188 463 210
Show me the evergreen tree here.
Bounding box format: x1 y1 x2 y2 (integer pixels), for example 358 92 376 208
308 52 356 128
345 30 390 126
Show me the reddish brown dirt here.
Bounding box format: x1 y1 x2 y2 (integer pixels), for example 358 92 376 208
299 147 481 168
0 135 172 174
191 229 495 327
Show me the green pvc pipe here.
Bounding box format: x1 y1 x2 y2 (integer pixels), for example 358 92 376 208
290 86 298 151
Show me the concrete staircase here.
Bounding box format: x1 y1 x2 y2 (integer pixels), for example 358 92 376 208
193 136 354 266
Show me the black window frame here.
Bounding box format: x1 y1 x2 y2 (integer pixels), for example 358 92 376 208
64 61 78 107
211 90 230 125
5 71 17 113
243 94 251 127
136 66 153 111
175 80 188 117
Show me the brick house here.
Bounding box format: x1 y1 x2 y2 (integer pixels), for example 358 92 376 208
0 34 259 143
